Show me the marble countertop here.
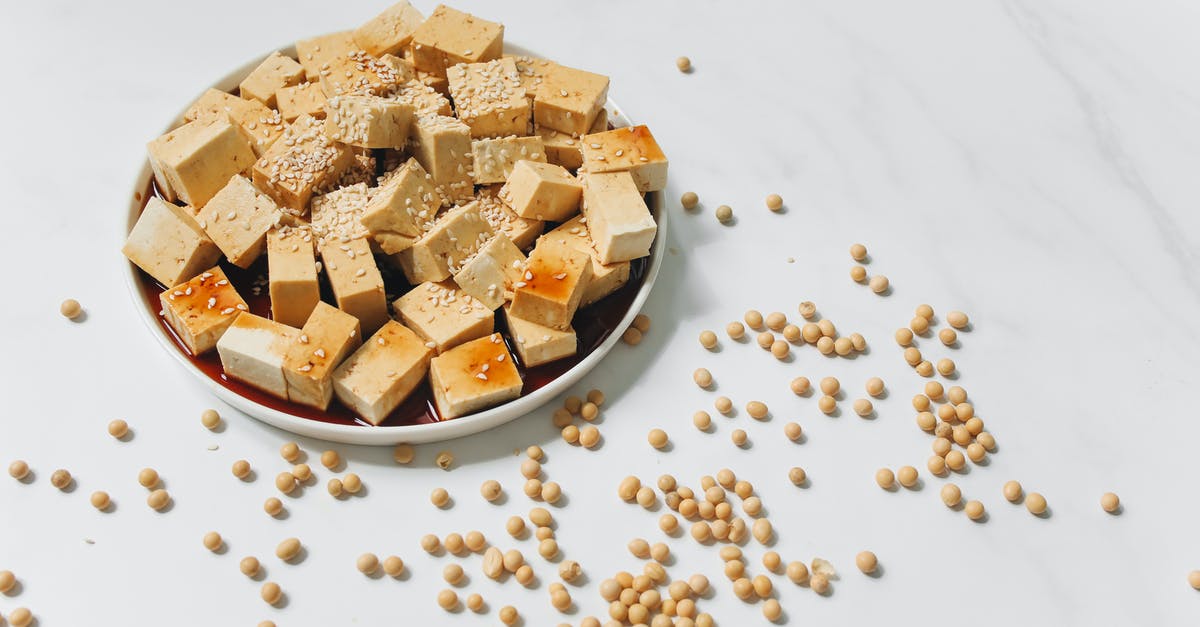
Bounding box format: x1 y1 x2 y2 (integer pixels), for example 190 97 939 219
1 0 1196 624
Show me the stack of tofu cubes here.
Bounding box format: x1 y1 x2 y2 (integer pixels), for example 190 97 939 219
122 2 667 424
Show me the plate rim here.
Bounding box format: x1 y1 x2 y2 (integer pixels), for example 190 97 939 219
121 40 667 445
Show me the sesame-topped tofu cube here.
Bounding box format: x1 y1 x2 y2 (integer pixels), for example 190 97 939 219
504 55 558 101
267 227 320 328
453 232 527 310
533 64 609 137
409 5 504 79
395 280 495 354
389 80 453 118
447 58 529 139
416 70 450 96
323 95 413 149
295 31 357 80
319 50 408 98
283 302 362 410
185 89 286 157
360 159 441 254
309 183 372 249
541 215 631 306
428 333 522 420
509 237 593 331
252 114 355 213
240 52 306 108
581 125 668 192
536 126 584 170
216 312 299 401
146 119 257 207
123 197 222 287
276 82 327 123
503 306 577 367
333 320 434 424
353 0 426 57
197 175 283 269
580 171 656 264
502 160 581 222
320 237 389 335
410 115 474 204
476 185 543 250
471 136 546 185
393 201 495 283
159 267 248 356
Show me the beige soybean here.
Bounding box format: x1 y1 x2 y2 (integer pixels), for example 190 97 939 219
1026 492 1048 515
947 310 969 329
699 330 718 349
715 205 733 223
726 321 746 340
681 191 699 209
693 368 713 388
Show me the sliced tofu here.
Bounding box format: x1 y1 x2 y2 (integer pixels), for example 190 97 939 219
276 82 327 122
251 114 355 214
360 159 441 254
333 320 435 425
388 79 453 118
580 171 656 264
146 119 257 207
409 5 504 78
580 125 668 192
476 185 544 250
283 302 362 410
533 64 609 137
123 197 222 287
392 201 495 283
536 126 583 170
540 215 631 306
239 52 306 108
509 237 593 331
447 58 529 138
320 237 389 335
295 31 357 80
471 136 546 185
266 227 320 328
393 280 495 354
501 160 581 222
453 232 527 310
197 175 283 269
503 306 577 367
409 114 474 204
504 54 558 101
309 183 372 250
353 0 426 57
184 88 285 157
216 312 299 400
428 333 522 419
323 95 413 149
159 266 248 356
318 50 407 99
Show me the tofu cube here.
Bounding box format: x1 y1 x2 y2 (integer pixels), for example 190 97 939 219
476 185 543 250
536 126 583 170
509 238 593 330
470 136 546 185
409 5 504 78
239 52 306 108
393 201 494 283
252 114 355 213
276 82 327 123
319 50 408 98
323 94 413 148
505 54 558 101
533 64 609 136
503 306 577 367
447 58 529 138
123 197 222 287
453 232 527 310
428 333 522 419
409 114 474 204
146 119 257 208
501 160 581 221
295 31 357 80
353 1 426 57
394 280 495 354
333 320 435 424
580 171 657 264
197 175 283 268
417 70 451 96
581 125 668 192
320 237 389 335
360 159 441 254
267 227 320 328
185 88 285 157
159 267 248 356
216 312 299 400
308 183 372 250
283 302 362 410
389 80 453 118
540 216 631 306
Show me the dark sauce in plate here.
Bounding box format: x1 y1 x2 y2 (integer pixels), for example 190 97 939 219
133 174 651 428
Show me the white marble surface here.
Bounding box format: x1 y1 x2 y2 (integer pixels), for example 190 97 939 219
1 0 1197 624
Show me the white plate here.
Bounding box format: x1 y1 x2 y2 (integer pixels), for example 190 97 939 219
122 42 666 445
